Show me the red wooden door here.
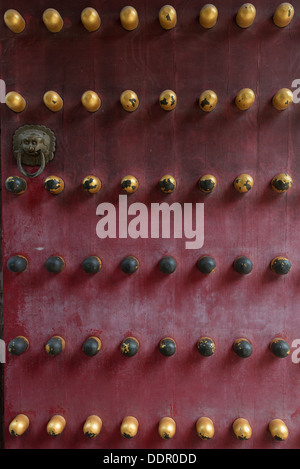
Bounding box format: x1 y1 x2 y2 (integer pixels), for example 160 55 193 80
1 0 300 449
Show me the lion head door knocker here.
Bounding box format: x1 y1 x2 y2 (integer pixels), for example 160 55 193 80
13 124 56 178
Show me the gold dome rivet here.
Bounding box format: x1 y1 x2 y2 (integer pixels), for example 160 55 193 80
271 173 293 193
44 175 65 195
199 4 218 29
160 174 176 193
83 415 102 438
4 9 25 33
121 175 139 193
5 92 26 113
47 415 66 436
42 8 64 33
158 417 176 439
235 88 255 110
199 90 218 112
198 174 217 193
120 416 139 439
196 417 215 440
232 418 252 440
269 419 289 441
81 7 101 32
159 89 177 111
120 90 139 112
81 90 101 112
82 175 102 194
236 3 256 28
9 414 30 436
120 6 139 31
272 88 293 110
43 90 63 112
273 3 294 28
234 173 254 193
159 5 177 30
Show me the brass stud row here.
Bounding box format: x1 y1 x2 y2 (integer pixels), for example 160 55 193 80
7 335 291 359
4 87 295 113
5 173 294 196
3 4 295 35
5 255 293 276
8 413 290 441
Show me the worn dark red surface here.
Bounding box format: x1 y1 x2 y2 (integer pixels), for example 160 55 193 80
1 0 300 449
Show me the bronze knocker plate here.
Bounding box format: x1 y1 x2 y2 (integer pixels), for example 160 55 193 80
13 124 56 178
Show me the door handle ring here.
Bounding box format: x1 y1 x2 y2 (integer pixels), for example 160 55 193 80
16 151 46 178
